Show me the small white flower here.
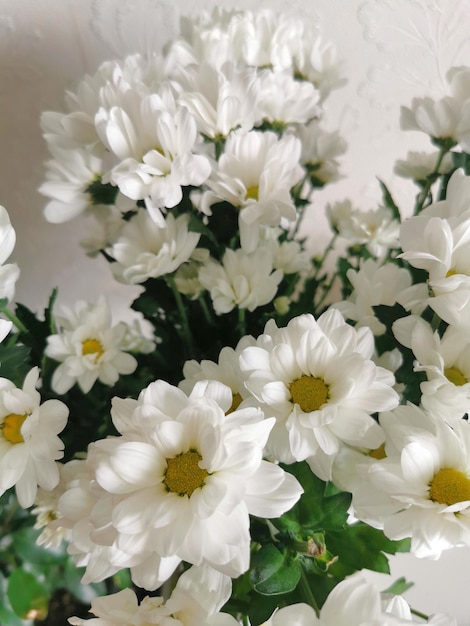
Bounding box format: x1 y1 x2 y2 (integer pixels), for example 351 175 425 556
297 120 347 187
201 129 303 252
0 368 68 508
198 247 283 314
294 37 346 101
239 309 398 478
400 95 460 142
69 565 238 626
393 315 470 421
109 210 200 284
0 205 20 303
82 379 302 589
46 296 137 394
394 150 453 183
333 259 427 335
257 69 320 125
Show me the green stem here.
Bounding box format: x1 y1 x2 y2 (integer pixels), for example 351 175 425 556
167 277 195 357
414 146 449 215
241 615 250 626
1 306 27 334
299 566 320 617
198 295 214 326
312 233 338 281
411 607 429 621
237 308 247 337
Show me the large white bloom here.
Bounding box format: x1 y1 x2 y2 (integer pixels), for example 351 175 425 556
261 571 455 625
256 69 320 125
239 309 398 478
82 379 302 589
353 405 470 559
45 296 137 394
198 247 283 314
0 368 68 508
0 205 20 304
201 130 303 252
70 565 238 626
109 210 200 284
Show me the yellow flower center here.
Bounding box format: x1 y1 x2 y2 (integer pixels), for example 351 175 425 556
290 375 329 412
245 185 259 201
445 367 467 386
429 468 470 506
2 413 28 444
164 450 209 497
446 268 457 278
369 443 387 460
227 392 242 414
82 338 104 361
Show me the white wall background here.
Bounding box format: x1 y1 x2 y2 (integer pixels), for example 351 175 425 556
1 0 470 621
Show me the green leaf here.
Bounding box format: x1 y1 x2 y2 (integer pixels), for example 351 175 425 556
85 177 118 205
378 179 401 221
249 544 301 596
7 568 49 620
326 523 411 578
383 576 414 596
278 462 351 533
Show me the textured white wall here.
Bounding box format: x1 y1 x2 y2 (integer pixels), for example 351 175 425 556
1 0 470 621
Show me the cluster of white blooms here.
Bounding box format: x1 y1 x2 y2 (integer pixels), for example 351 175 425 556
39 8 347 320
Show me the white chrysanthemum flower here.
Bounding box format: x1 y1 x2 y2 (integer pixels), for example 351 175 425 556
257 69 320 125
179 335 256 412
333 259 427 335
39 146 104 224
0 205 20 303
96 87 211 225
174 249 210 300
393 315 470 421
260 229 311 275
260 571 455 626
353 405 470 559
109 210 200 284
79 203 130 258
327 200 400 258
448 66 470 151
400 95 460 142
33 458 88 548
0 368 68 508
201 130 303 252
84 379 302 589
45 296 137 394
297 120 347 187
394 150 453 183
239 309 398 478
70 565 238 626
399 170 470 327
294 37 346 101
198 247 283 314
178 61 259 138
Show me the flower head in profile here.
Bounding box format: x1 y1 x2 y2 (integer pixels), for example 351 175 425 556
239 309 398 479
69 565 238 626
0 204 20 305
82 379 302 590
0 368 68 508
45 296 138 394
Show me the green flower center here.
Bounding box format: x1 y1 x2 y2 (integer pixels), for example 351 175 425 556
164 450 209 497
290 375 329 412
2 413 27 444
245 185 259 201
429 467 470 506
82 338 104 361
444 367 467 386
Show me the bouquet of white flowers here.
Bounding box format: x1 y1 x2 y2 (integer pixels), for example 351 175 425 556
1 8 469 625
